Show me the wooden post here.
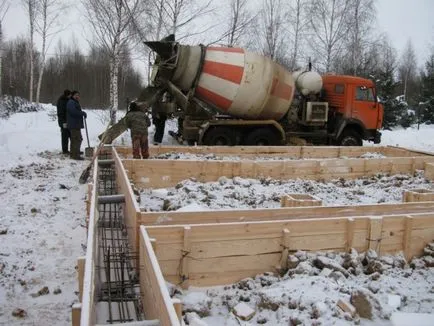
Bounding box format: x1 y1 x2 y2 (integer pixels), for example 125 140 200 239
368 217 383 254
72 303 81 326
172 298 183 324
150 238 157 252
280 195 288 207
346 218 355 252
403 215 414 261
279 229 291 269
425 163 434 180
77 257 85 302
181 227 191 289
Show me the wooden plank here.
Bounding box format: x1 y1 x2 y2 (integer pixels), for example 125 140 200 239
159 252 282 276
80 155 100 326
140 202 434 227
77 256 85 302
129 155 434 188
113 148 141 260
146 217 353 243
181 226 191 289
368 217 383 253
139 226 181 326
403 216 414 261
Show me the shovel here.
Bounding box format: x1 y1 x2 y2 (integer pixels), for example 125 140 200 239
84 117 94 158
79 123 111 184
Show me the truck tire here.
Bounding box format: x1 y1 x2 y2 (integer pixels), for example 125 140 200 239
244 128 280 146
339 130 362 146
202 127 237 146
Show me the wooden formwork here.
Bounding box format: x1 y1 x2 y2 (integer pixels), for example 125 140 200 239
115 145 430 159
79 145 434 326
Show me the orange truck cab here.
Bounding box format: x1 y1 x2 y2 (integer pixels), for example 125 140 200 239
322 75 383 145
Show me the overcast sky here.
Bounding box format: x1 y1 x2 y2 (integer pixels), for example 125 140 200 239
2 0 434 68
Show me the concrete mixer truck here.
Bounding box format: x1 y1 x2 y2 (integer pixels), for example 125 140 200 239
103 36 383 146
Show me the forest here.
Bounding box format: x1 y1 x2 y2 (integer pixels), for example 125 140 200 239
0 0 433 128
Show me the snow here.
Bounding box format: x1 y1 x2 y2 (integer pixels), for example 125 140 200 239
0 103 433 325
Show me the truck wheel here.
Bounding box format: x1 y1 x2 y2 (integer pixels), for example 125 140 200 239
244 128 280 146
202 127 237 146
339 130 362 146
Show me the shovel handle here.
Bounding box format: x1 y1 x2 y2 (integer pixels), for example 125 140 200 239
84 117 91 148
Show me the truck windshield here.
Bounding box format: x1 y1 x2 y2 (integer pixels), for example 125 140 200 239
355 86 375 102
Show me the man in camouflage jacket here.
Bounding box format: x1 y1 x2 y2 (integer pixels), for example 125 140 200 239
125 102 151 159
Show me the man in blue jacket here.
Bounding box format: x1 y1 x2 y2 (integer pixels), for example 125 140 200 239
56 89 71 154
67 91 87 160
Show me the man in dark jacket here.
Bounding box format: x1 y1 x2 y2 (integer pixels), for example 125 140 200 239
56 89 71 154
125 102 150 159
67 91 87 160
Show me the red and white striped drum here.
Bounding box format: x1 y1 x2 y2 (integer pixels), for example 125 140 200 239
172 45 295 121
197 47 294 120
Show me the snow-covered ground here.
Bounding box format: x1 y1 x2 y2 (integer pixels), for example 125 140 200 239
0 103 433 325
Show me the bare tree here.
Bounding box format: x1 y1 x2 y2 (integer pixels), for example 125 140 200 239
83 0 147 124
399 39 418 103
308 0 352 72
343 0 376 75
225 0 255 47
0 0 10 97
288 0 308 70
257 0 287 63
145 0 214 42
22 0 37 102
34 0 67 103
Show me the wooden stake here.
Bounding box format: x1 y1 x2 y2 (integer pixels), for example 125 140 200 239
181 227 191 289
279 229 291 269
172 298 183 323
72 303 81 326
368 217 383 254
346 218 355 252
403 215 414 261
77 257 85 303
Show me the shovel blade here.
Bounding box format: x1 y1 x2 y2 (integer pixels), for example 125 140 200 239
85 147 94 158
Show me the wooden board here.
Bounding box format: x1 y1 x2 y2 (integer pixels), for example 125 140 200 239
113 148 141 257
143 213 434 286
139 226 180 325
80 156 100 326
115 145 430 159
138 201 434 226
126 156 434 189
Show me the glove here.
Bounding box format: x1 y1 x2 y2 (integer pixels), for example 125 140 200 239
83 112 87 118
62 123 67 129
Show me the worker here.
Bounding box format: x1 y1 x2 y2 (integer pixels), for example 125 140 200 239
125 102 151 159
152 106 167 145
56 89 71 154
66 90 87 160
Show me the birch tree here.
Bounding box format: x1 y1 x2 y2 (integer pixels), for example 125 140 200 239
83 0 147 124
398 39 418 103
22 0 37 102
308 0 352 72
35 0 66 103
288 0 308 70
258 0 287 64
0 0 9 97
